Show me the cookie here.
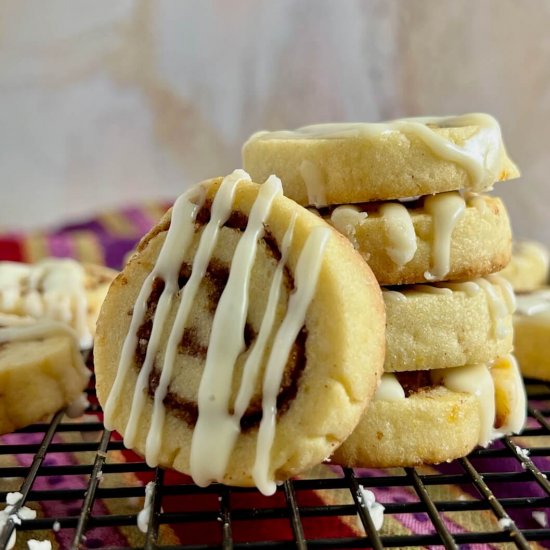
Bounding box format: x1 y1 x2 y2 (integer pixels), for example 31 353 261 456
384 275 515 372
0 259 116 349
243 114 519 207
332 355 526 468
499 240 549 292
95 170 385 495
513 288 550 380
323 192 511 285
0 315 90 435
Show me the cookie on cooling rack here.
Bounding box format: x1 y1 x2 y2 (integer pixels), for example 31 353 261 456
383 275 515 372
0 259 116 349
95 170 385 495
513 288 550 381
323 192 511 285
332 355 526 468
0 314 90 435
242 114 519 207
499 240 549 292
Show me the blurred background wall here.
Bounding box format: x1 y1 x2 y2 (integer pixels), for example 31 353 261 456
0 0 549 243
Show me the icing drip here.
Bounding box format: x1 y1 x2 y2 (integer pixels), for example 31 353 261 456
233 214 296 420
382 289 407 303
189 175 282 485
247 114 506 191
406 284 453 296
253 226 330 495
476 277 512 339
103 181 209 434
439 281 481 296
424 192 466 281
374 374 405 401
486 274 516 315
299 160 327 207
0 259 92 348
378 203 417 267
491 355 526 436
142 170 249 463
431 363 495 447
330 206 367 250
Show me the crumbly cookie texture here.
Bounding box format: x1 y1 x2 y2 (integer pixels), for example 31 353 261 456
0 259 116 349
499 240 549 292
243 114 519 207
0 316 89 434
383 275 515 372
95 171 385 494
514 288 550 380
332 355 525 468
323 193 512 285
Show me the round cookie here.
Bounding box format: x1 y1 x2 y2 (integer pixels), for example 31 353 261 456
95 170 385 495
0 315 90 435
514 288 550 380
332 355 526 468
499 240 549 292
242 114 519 207
0 259 117 349
324 193 512 285
383 275 515 372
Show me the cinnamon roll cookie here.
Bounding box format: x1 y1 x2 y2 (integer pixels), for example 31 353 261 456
332 355 526 468
0 259 116 349
325 192 511 285
243 114 519 206
95 170 385 494
383 275 515 372
0 314 90 434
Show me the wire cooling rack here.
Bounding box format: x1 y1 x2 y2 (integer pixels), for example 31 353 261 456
1 375 550 549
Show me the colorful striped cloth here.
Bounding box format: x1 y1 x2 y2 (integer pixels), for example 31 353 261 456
0 203 548 549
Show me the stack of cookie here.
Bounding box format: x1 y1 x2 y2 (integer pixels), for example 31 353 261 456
243 114 527 467
94 171 386 494
500 240 550 381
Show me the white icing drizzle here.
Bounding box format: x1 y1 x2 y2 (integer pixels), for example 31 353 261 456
486 274 516 315
378 202 417 267
329 206 367 249
423 192 466 281
299 160 327 207
374 374 405 401
103 181 208 434
252 226 330 495
406 284 453 296
141 171 249 461
188 175 282 485
439 280 482 296
233 214 297 419
382 289 407 303
476 277 512 339
247 114 506 191
515 288 550 317
0 259 92 348
491 355 526 436
431 363 496 447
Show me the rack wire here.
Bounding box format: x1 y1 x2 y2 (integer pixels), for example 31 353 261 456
1 375 550 549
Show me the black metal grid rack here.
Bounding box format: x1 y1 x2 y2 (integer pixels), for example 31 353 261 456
1 375 550 549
